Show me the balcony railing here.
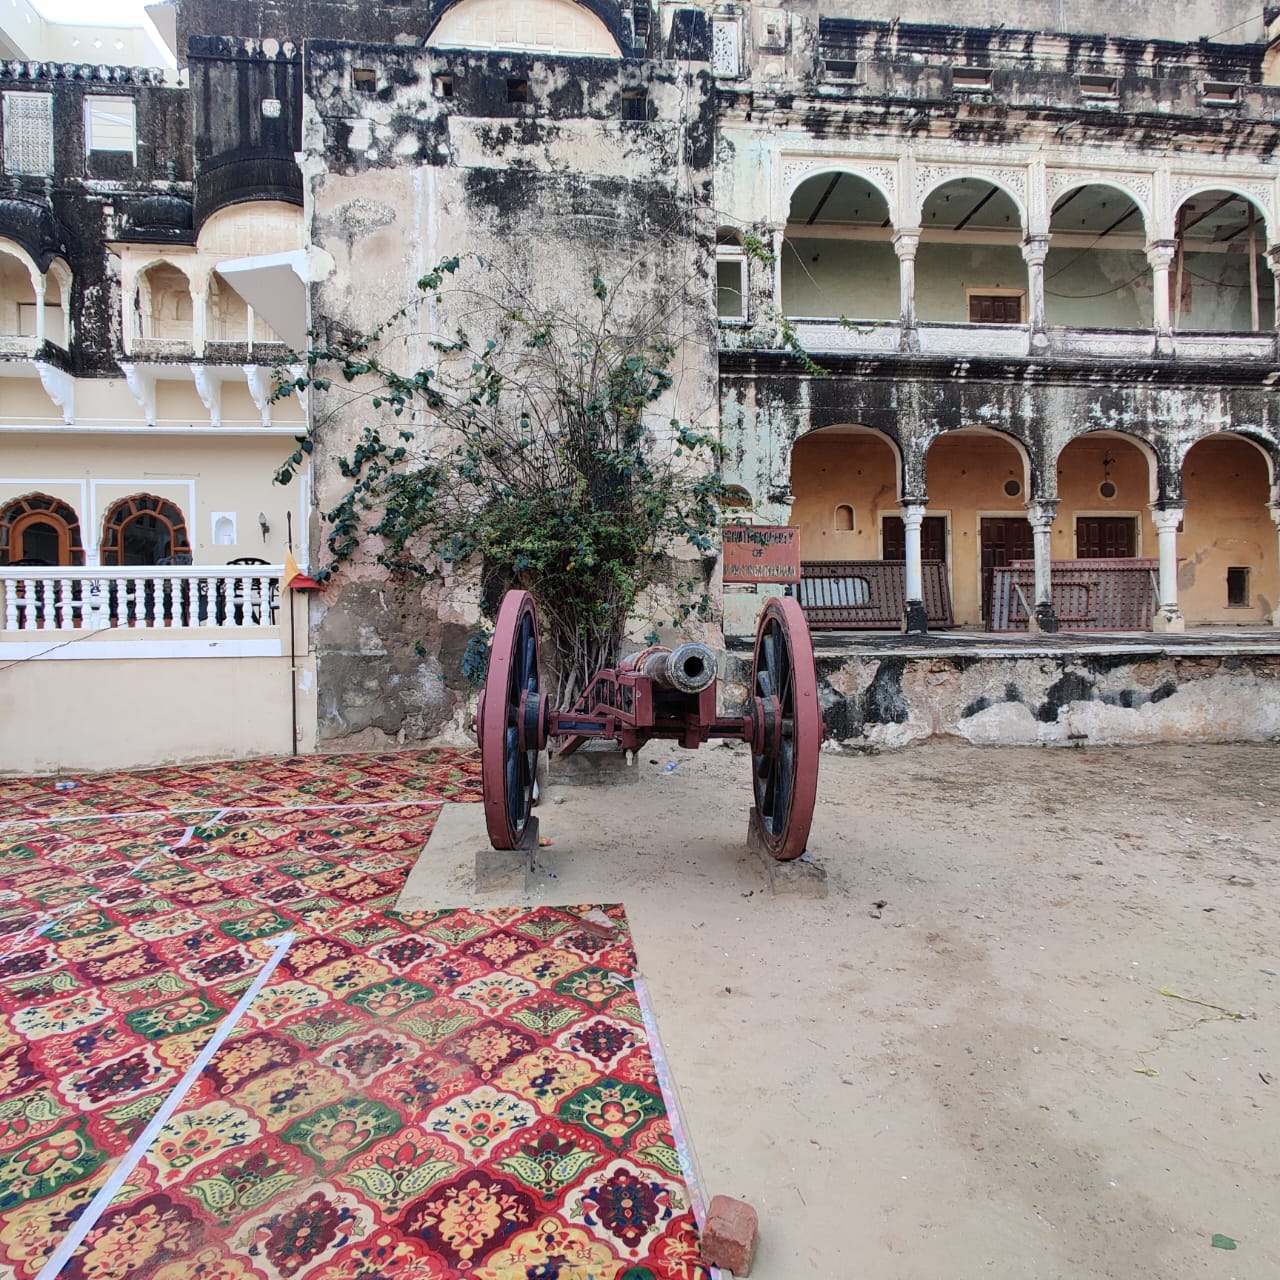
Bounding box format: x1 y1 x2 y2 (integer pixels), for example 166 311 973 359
0 565 282 635
744 319 1279 362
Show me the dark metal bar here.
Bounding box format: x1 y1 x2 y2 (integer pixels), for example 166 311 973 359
806 172 843 225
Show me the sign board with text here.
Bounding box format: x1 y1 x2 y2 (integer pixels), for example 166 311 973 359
722 525 801 584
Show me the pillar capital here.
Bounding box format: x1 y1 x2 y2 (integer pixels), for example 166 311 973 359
892 229 921 259
1149 503 1185 532
1025 498 1058 526
1021 234 1050 266
1145 239 1177 271
1269 501 1280 529
900 501 928 528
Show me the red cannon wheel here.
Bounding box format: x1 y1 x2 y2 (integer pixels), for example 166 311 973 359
477 590 545 849
750 595 820 860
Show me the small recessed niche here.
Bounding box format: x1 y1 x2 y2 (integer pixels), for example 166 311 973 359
433 73 454 98
621 87 648 121
834 504 854 531
212 512 237 546
507 78 529 104
1003 479 1022 497
1202 81 1242 106
953 66 993 92
1079 74 1118 99
1099 480 1117 499
1227 566 1250 606
353 68 377 93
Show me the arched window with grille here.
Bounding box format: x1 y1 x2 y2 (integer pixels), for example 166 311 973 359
0 493 84 565
100 494 190 566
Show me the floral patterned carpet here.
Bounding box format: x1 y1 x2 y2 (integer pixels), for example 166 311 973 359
0 752 708 1279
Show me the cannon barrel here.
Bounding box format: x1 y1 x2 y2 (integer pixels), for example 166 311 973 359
624 641 717 694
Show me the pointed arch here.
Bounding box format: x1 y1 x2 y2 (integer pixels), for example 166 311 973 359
100 494 190 566
0 492 84 565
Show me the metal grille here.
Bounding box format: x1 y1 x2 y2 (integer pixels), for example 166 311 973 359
799 561 954 629
2 92 54 176
989 558 1158 631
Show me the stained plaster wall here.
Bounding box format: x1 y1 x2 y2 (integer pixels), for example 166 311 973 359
0 628 316 774
302 39 717 748
1179 435 1277 621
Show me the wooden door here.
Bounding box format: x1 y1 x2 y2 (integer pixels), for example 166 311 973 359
883 515 947 563
1075 517 1135 558
980 516 1034 622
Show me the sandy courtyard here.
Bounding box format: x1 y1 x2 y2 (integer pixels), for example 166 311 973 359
502 738 1280 1279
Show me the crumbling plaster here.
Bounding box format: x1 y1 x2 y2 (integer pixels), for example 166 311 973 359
302 40 719 747
723 647 1280 749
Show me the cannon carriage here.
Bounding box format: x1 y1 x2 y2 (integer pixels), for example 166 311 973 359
475 589 821 859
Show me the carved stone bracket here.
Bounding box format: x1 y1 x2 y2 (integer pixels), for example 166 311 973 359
118 362 157 426
34 360 74 425
190 364 223 427
244 365 274 428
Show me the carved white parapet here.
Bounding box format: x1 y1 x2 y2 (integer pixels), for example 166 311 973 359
190 364 223 427
33 361 75 425
119 362 157 426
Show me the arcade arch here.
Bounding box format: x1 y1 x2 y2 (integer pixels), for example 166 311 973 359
922 427 1034 624
1055 432 1158 561
1179 434 1276 623
1169 189 1274 332
1045 184 1150 330
789 425 901 561
917 179 1025 325
781 173 896 321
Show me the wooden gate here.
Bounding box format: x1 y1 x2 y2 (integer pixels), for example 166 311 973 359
989 558 1158 631
798 561 954 629
980 517 1033 623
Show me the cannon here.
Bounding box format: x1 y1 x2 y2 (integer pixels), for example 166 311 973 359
474 589 821 860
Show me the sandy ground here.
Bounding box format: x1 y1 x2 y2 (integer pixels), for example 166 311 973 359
409 738 1280 1279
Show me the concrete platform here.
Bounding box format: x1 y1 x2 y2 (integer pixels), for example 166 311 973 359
395 742 824 911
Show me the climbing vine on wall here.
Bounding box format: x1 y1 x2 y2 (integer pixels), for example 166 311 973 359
274 254 730 705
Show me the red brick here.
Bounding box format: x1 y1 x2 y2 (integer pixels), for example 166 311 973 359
700 1194 758 1275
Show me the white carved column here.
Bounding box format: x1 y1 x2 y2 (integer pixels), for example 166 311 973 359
26 264 46 345
901 502 928 633
893 230 920 354
1269 251 1280 342
191 276 209 357
1147 240 1177 352
1270 504 1280 626
1150 504 1185 633
1021 235 1050 352
1026 500 1059 632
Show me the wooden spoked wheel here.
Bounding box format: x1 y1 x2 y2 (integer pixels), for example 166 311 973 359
750 595 820 860
478 590 543 850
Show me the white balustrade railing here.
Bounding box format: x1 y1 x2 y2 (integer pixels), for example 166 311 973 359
0 565 283 634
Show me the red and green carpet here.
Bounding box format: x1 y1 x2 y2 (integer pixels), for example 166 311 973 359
0 752 708 1279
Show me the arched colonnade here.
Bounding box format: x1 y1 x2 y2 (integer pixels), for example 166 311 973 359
789 423 1280 632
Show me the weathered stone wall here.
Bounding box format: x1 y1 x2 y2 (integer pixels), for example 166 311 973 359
303 38 718 748
781 1 1265 45
724 646 1280 748
720 357 1280 508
